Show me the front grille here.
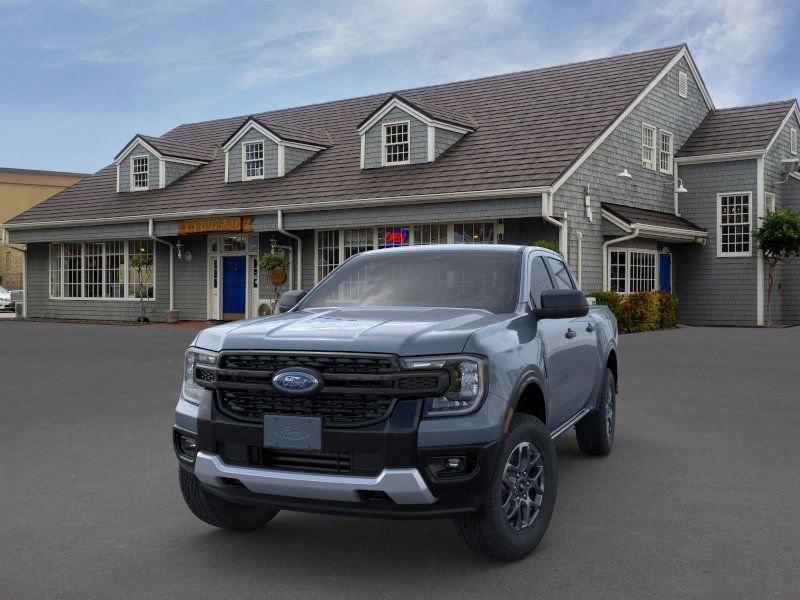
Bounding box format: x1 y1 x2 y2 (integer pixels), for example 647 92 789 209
218 442 384 475
219 353 396 375
218 389 396 427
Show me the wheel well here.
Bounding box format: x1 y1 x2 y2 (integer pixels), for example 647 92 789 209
513 382 547 426
607 350 618 389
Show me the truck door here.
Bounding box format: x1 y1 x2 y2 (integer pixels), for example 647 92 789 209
532 255 598 428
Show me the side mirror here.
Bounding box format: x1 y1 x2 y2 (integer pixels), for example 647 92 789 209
535 289 589 319
277 290 308 313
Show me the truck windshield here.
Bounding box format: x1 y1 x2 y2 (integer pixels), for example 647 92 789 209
298 250 521 314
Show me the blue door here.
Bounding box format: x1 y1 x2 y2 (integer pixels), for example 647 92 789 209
659 253 672 292
222 256 246 316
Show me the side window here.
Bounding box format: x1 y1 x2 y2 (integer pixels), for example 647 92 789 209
530 256 554 306
545 257 575 290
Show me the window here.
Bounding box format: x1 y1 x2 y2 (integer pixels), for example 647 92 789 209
678 70 688 98
413 224 448 245
128 239 154 299
766 192 776 214
530 256 554 305
222 235 247 252
545 257 575 290
344 228 375 258
718 193 752 256
642 123 656 170
243 141 264 179
790 128 797 155
378 226 410 248
49 240 155 300
608 249 656 293
131 156 149 190
453 222 495 244
659 131 674 174
383 122 409 165
317 229 340 280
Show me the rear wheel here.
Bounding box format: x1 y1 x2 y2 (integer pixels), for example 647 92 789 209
453 414 557 560
179 468 279 532
575 368 616 456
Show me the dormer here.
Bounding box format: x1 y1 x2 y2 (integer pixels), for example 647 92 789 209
357 94 474 169
114 135 212 193
221 117 328 183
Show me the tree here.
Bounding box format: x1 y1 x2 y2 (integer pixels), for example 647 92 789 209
754 208 800 326
129 250 154 323
259 252 291 314
533 239 561 254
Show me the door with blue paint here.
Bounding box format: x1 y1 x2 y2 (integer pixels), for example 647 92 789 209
659 253 672 292
222 256 246 319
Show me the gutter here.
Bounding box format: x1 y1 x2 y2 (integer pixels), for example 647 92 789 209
148 219 174 312
542 192 568 260
602 228 639 291
276 209 302 289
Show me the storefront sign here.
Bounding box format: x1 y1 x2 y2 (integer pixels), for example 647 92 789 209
178 216 254 235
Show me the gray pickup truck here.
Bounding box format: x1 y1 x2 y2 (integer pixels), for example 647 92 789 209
174 245 618 560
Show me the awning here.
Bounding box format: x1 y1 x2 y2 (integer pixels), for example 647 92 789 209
601 203 707 243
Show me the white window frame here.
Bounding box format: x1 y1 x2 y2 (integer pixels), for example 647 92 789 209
48 240 156 301
717 192 753 257
130 155 149 191
658 130 674 174
642 123 657 170
606 248 659 293
678 70 688 99
382 120 411 166
242 140 265 180
765 192 776 214
313 221 498 283
790 127 797 155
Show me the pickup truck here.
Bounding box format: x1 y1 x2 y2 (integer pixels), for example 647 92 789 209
174 244 618 560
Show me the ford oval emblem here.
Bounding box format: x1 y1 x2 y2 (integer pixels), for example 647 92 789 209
272 369 321 395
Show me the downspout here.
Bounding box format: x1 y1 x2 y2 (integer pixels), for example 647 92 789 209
2 227 26 316
576 231 583 288
277 209 302 289
148 219 174 312
602 228 639 291
673 161 681 216
541 192 565 255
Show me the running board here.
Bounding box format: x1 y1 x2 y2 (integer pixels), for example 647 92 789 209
550 408 591 440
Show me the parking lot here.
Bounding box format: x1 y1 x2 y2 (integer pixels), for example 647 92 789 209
1 321 798 599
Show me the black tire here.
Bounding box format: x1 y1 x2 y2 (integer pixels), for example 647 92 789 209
453 414 557 561
575 368 616 456
179 468 279 532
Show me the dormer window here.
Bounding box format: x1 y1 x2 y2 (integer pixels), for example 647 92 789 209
131 156 149 190
383 122 410 165
243 141 265 179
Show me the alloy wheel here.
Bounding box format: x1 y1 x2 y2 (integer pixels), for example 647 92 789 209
501 441 545 531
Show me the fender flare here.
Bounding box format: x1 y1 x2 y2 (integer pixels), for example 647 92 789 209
503 368 548 433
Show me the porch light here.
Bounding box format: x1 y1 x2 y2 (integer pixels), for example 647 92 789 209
617 167 633 180
675 178 688 194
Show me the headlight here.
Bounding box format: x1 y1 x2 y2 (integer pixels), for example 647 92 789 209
182 348 218 405
400 355 487 417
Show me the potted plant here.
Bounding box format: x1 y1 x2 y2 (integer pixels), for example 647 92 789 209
129 251 153 323
259 252 291 314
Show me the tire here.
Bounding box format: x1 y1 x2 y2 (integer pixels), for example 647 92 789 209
575 368 616 456
179 468 279 532
453 413 557 561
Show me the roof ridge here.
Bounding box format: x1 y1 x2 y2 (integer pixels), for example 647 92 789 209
712 99 797 112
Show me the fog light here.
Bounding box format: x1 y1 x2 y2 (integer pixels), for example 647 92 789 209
445 457 465 471
178 435 198 459
428 454 475 479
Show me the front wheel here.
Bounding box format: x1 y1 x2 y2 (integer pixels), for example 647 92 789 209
453 414 557 560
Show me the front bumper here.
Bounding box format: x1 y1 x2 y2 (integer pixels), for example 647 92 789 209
175 394 501 518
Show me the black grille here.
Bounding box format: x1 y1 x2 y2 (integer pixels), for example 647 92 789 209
219 353 397 374
218 442 384 476
218 389 395 427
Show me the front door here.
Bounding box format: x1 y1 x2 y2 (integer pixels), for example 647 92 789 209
659 253 672 292
222 256 246 320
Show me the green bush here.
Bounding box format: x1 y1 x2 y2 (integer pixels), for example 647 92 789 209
588 290 677 334
533 239 560 254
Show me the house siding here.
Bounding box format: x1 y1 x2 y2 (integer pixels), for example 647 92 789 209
434 128 464 159
781 176 800 324
227 128 279 182
8 222 150 244
674 160 759 326
363 107 427 168
118 143 159 192
284 146 317 174
554 57 710 294
164 161 195 186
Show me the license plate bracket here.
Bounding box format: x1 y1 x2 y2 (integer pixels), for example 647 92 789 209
263 415 322 451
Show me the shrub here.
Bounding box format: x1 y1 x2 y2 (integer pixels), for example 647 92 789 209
533 239 560 254
626 291 660 332
657 291 679 329
588 290 675 334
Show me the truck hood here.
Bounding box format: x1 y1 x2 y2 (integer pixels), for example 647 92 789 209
193 307 508 356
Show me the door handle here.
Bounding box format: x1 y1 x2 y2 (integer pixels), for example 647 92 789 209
586 322 596 333
564 328 577 339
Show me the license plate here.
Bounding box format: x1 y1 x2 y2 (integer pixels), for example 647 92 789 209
264 415 322 451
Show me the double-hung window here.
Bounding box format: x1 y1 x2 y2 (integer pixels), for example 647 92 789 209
659 131 674 174
383 122 410 165
717 193 752 256
608 249 657 293
49 239 155 299
243 141 264 179
642 123 656 170
131 156 149 190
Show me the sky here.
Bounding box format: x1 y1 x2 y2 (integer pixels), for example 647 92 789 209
1 0 798 173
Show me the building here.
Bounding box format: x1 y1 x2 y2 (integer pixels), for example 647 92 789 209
0 168 86 289
3 44 799 325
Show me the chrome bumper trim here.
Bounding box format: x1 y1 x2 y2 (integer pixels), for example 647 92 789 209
194 452 436 505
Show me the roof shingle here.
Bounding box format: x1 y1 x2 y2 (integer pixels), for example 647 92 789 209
603 202 705 232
